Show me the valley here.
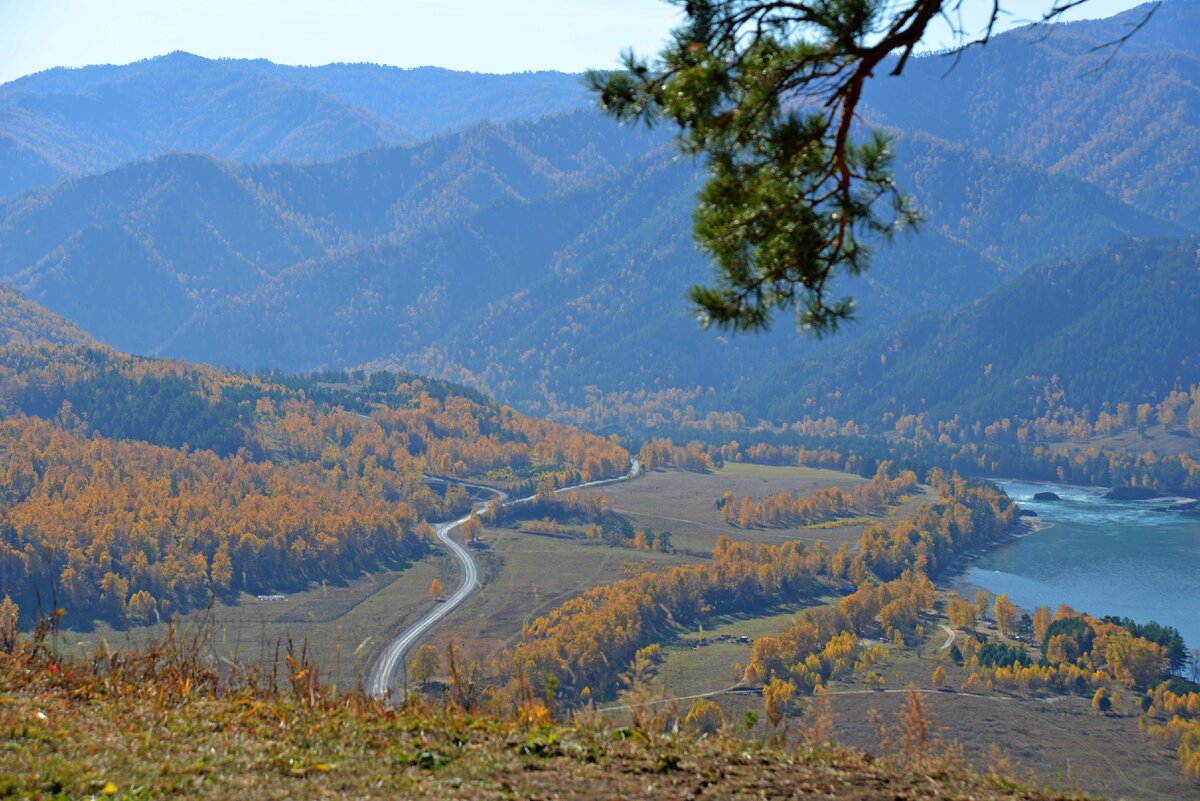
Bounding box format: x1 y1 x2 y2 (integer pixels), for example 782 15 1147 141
3 2 1200 799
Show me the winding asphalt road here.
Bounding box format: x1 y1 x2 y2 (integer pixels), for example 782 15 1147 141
938 623 957 651
367 459 641 699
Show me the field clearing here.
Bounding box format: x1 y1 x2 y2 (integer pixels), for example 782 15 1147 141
640 601 834 699
582 464 928 553
626 611 1198 801
819 673 1193 801
56 526 690 691
714 463 864 481
434 525 693 661
57 556 458 691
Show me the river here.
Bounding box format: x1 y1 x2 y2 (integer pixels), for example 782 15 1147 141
957 480 1200 649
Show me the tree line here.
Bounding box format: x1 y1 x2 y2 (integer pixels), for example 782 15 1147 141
0 342 629 625
717 463 918 529
634 428 1200 496
503 469 1011 702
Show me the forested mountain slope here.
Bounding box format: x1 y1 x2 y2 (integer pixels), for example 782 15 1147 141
0 113 665 355
1 5 1197 430
732 237 1200 427
382 129 1176 413
0 52 589 197
862 0 1200 225
0 285 95 347
0 110 1172 404
0 291 628 624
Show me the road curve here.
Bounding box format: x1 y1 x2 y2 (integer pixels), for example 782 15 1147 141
368 459 641 699
938 623 956 651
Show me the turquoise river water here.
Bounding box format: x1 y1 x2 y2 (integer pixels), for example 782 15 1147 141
957 480 1200 649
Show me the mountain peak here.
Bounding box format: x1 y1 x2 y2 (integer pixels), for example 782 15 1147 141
154 50 209 63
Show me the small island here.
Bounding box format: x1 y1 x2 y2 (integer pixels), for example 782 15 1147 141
1033 491 1061 501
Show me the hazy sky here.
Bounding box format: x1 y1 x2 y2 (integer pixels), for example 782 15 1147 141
0 0 1151 84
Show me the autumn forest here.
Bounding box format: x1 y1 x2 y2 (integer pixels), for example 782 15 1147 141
3 3 1200 799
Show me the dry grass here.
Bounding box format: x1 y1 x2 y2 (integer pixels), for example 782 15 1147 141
55 557 458 692
1048 425 1198 459
641 602 833 699
584 465 926 553
52 506 693 694
658 613 1199 801
0 623 1084 801
433 526 692 661
599 575 1200 801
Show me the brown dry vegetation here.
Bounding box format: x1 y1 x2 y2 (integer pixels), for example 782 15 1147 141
55 556 458 691
0 625 1086 801
428 525 693 660
56 517 693 693
619 593 1199 801
582 464 925 553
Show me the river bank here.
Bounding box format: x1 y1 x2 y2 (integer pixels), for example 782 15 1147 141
941 479 1200 648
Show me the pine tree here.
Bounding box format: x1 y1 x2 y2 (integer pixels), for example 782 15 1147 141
589 0 1149 334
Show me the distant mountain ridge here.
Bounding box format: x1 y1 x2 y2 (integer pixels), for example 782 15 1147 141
2 3 1198 431
0 109 1173 389
0 52 590 197
0 111 675 356
862 0 1200 225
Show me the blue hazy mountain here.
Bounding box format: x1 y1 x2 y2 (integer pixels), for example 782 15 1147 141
862 0 1200 226
0 52 590 197
0 108 1174 414
729 236 1200 425
0 3 1197 428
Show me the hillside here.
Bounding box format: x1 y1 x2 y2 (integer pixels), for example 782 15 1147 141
1 5 1197 434
0 629 1073 801
0 111 1174 410
0 285 94 347
732 237 1200 426
385 129 1177 412
0 113 665 355
4 457 1190 800
0 291 628 626
0 52 589 197
862 0 1200 226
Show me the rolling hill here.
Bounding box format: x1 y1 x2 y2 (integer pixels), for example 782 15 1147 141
0 285 95 347
0 287 629 621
